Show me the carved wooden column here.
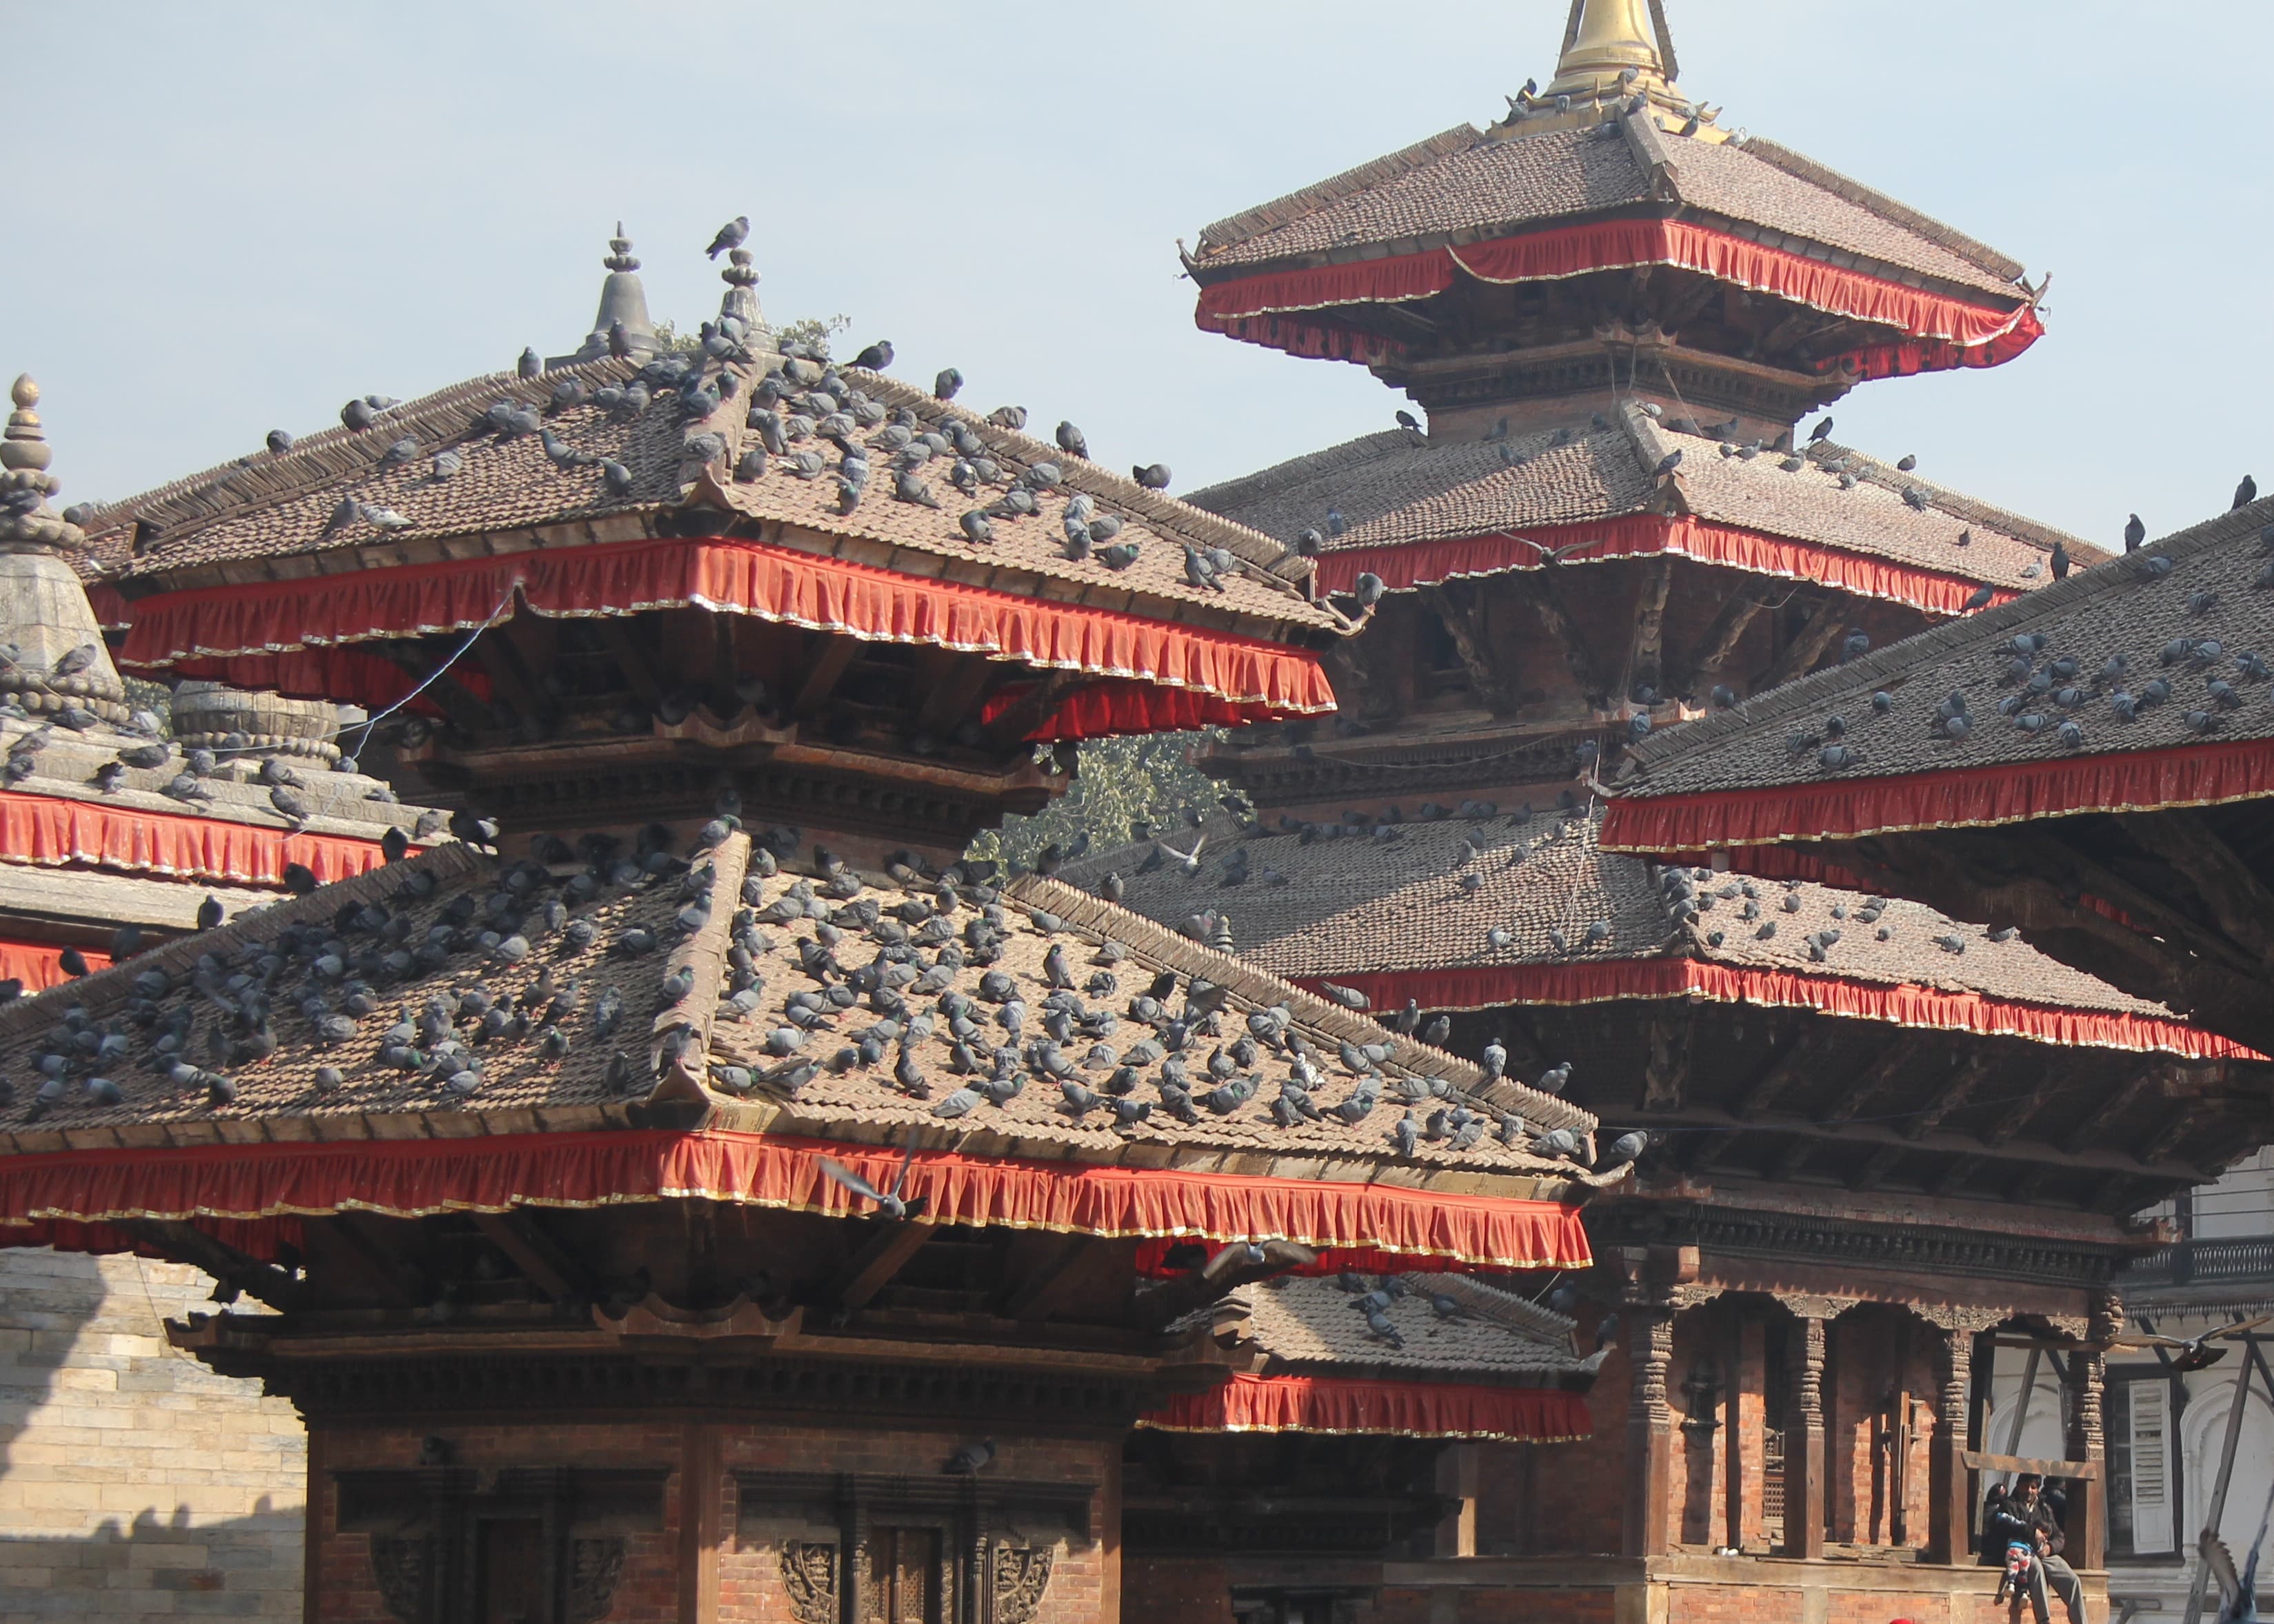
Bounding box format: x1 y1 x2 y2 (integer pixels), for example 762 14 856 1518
1623 1303 1678 1558
1920 1308 2001 1564
1780 1299 1846 1561
2066 1292 2118 1571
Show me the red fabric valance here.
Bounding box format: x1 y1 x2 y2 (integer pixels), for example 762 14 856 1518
0 937 112 991
1196 221 2040 378
0 1129 1592 1272
117 537 1335 742
1313 514 2021 617
1291 959 2257 1061
83 583 131 632
1602 738 2274 855
0 791 403 889
1139 1373 1591 1442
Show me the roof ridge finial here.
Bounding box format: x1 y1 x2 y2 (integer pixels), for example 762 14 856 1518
0 374 88 555
603 222 639 275
561 223 658 367
718 246 771 354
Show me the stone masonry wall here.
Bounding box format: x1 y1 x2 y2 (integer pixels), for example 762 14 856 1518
0 1246 306 1622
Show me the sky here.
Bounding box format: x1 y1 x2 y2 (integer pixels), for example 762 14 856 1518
4 1 2268 553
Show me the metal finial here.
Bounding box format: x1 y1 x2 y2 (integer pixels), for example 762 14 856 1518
2 374 52 474
603 223 639 274
0 372 88 556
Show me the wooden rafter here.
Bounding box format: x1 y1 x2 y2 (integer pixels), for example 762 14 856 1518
1815 1037 1921 1128
1670 587 1770 693
1983 1062 2077 1149
1512 569 1616 707
1764 594 1847 687
1642 1008 1689 1112
1626 557 1673 701
829 1220 936 1312
126 1220 302 1310
2060 1069 2166 1156
1904 1052 1996 1141
1734 1027 1833 1119
1849 1143 1906 1192
2115 810 2274 964
376 643 494 736
791 636 861 721
600 621 667 704
1000 1235 1096 1323
472 1211 592 1303
1418 582 1518 710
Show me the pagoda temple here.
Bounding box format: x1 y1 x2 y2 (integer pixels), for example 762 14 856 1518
1182 0 2087 819
1042 4 2272 1618
0 238 1629 1624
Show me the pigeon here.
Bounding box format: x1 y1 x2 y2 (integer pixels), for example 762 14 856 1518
1055 421 1089 460
1134 463 1171 490
2238 476 2260 511
705 216 750 259
1652 449 1683 480
934 368 964 401
851 341 895 372
2050 540 2071 581
1807 416 1833 443
2124 514 2146 551
1962 584 1995 611
1896 454 1918 472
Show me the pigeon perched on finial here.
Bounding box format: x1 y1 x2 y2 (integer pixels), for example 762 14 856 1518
705 216 750 259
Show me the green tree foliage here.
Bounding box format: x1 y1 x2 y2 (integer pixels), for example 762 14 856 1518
965 731 1232 869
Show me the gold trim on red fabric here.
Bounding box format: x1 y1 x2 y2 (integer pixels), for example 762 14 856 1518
1291 961 2258 1062
1601 738 2274 853
116 537 1336 741
1138 1372 1591 1441
0 1129 1592 1272
0 791 405 890
1311 514 2022 618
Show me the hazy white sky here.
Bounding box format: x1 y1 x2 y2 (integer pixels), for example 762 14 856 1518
5 1 2265 551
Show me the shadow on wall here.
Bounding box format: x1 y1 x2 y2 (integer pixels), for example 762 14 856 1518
0 1247 305 1621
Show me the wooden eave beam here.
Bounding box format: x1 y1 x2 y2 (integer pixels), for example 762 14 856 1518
1905 1052 1997 1141
1815 1037 1923 1128
1670 587 1769 693
829 1220 936 1312
1000 1235 1096 1323
790 635 861 722
2060 1070 2164 1156
376 644 494 737
1849 1142 1906 1192
1418 582 1519 711
1512 569 1616 707
2115 809 2274 964
1982 1060 2076 1149
600 621 667 704
472 1211 592 1303
1734 1027 1833 1120
474 631 556 730
125 1220 303 1311
303 1215 423 1310
1626 556 1673 700
1764 593 1847 687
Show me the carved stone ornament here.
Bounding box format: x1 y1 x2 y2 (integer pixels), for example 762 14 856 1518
779 1540 838 1624
568 1537 626 1624
370 1535 431 1624
993 1542 1055 1624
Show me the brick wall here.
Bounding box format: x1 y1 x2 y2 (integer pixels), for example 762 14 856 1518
0 1246 305 1623
1123 1554 1234 1623
1829 1306 1939 1550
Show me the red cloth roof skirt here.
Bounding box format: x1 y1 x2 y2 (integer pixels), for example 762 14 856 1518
1600 737 2274 853
1294 961 2259 1062
1139 1372 1591 1442
0 938 112 991
0 1129 1593 1272
1196 219 2043 380
0 791 407 889
114 537 1335 743
1313 514 2023 618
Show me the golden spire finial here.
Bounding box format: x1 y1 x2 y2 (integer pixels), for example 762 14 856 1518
1549 0 1674 98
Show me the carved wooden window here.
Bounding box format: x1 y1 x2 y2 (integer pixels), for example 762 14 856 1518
865 1525 941 1624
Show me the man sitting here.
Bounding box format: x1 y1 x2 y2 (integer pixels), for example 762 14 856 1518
1986 1474 2086 1624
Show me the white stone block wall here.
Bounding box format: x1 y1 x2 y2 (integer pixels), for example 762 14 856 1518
0 1246 305 1620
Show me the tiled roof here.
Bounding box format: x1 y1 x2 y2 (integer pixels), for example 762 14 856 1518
1193 120 2024 301
1187 411 2092 592
1205 1270 1596 1378
0 834 1596 1166
1618 498 2274 801
81 357 1336 636
1063 813 2182 1022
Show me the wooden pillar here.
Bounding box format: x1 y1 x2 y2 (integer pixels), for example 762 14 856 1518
1623 1305 1677 1557
2067 1292 2117 1572
678 1420 722 1624
1928 1324 1973 1563
1783 1312 1829 1559
1435 1444 1480 1556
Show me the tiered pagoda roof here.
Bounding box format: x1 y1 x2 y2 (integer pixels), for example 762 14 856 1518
1187 0 2042 414
0 376 431 992
1604 498 2274 1061
1065 810 2258 1215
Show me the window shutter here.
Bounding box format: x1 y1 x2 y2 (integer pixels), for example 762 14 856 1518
2129 1380 2175 1554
